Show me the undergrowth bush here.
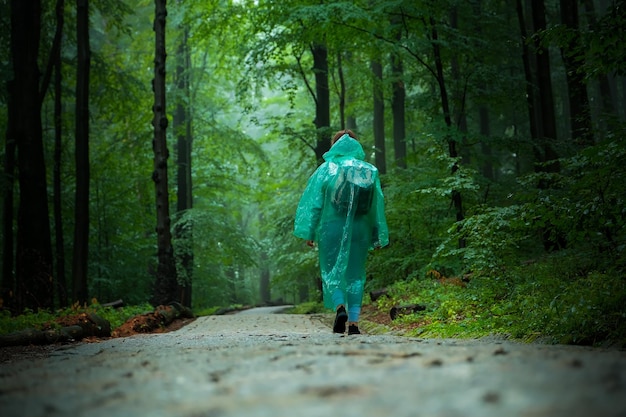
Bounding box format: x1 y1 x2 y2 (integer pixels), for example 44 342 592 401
0 302 154 335
372 253 626 345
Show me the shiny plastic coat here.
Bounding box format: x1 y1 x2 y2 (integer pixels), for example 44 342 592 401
294 134 389 308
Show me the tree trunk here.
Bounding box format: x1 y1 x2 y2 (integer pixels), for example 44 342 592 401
559 0 593 146
151 0 178 306
479 105 493 181
391 20 407 169
450 5 469 165
53 0 68 307
73 0 90 305
371 59 386 174
531 0 560 173
112 302 193 338
0 312 111 347
516 0 540 143
311 42 331 162
581 0 615 137
337 51 346 130
11 0 54 311
345 52 357 131
430 17 465 245
259 249 270 304
2 81 16 311
174 24 193 308
472 0 493 182
528 0 566 251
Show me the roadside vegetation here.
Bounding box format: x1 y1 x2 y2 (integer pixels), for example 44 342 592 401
0 302 153 336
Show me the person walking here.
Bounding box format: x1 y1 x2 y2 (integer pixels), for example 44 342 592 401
294 130 389 335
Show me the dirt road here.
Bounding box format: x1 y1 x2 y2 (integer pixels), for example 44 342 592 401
1 308 625 417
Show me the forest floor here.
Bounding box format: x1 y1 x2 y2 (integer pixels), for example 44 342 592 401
1 307 625 417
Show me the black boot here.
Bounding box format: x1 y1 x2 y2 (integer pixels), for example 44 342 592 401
348 324 361 335
333 306 348 334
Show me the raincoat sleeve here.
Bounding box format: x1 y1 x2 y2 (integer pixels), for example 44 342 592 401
293 164 327 241
371 176 389 249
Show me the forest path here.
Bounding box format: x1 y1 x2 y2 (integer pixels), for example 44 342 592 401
1 309 625 417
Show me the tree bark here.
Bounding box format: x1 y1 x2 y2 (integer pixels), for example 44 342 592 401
531 0 560 173
53 0 68 307
472 0 493 182
337 51 346 130
559 0 593 146
479 104 493 181
391 18 407 169
345 52 357 131
371 59 386 174
516 0 540 143
449 5 469 164
73 0 90 305
151 0 178 306
311 42 331 162
11 0 54 311
112 302 193 337
2 81 16 311
259 249 270 304
0 312 111 347
174 23 193 308
430 17 465 245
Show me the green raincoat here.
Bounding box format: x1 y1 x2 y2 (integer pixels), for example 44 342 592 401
294 134 389 309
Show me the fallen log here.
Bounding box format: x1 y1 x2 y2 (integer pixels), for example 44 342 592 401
390 304 427 321
102 299 124 308
0 312 111 348
112 302 194 337
369 288 389 302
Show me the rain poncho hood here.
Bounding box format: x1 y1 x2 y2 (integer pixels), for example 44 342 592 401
294 134 389 308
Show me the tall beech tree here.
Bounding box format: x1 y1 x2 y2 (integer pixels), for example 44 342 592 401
10 0 54 311
559 0 592 146
52 0 68 307
311 42 332 161
531 0 560 173
73 0 90 305
390 14 407 169
2 82 16 310
371 59 386 174
151 0 177 306
174 23 193 308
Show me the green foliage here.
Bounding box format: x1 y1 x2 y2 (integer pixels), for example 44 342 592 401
582 1 626 77
193 306 223 317
374 258 626 345
286 301 325 314
0 309 57 335
0 302 154 336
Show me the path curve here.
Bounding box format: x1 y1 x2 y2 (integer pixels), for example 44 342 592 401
0 311 625 417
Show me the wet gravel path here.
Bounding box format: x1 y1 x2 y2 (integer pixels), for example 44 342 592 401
1 309 625 417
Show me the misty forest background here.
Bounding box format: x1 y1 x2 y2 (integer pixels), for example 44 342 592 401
1 0 625 345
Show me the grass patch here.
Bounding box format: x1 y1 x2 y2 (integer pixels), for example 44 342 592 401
370 256 626 345
285 301 326 315
0 302 154 336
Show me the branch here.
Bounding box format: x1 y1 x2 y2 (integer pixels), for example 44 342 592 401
339 21 440 82
297 133 316 153
295 49 317 106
